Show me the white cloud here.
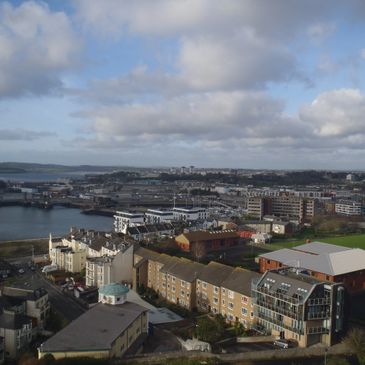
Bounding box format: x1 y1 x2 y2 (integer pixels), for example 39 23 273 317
0 1 81 98
300 89 365 137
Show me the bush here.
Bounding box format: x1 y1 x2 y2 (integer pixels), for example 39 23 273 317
195 316 225 343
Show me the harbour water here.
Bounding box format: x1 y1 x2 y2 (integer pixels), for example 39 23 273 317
0 206 113 241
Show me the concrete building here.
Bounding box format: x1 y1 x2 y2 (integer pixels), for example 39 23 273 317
127 223 175 242
145 209 174 224
335 200 362 216
247 196 316 223
114 211 145 234
172 207 207 222
38 284 148 360
252 268 345 347
259 242 365 292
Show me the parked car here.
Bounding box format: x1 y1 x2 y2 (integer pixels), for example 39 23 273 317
18 268 25 274
273 339 289 349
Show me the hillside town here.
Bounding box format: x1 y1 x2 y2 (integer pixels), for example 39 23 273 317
1 177 365 364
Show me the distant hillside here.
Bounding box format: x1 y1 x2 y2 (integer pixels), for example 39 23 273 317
0 162 120 174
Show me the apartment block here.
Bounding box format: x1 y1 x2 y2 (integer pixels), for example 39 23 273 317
252 268 345 347
86 244 134 288
196 262 234 314
114 211 145 234
220 268 261 328
335 200 362 216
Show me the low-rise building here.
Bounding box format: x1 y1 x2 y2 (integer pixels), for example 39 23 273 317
172 207 207 222
252 268 345 347
38 284 148 360
145 209 174 224
175 230 239 258
114 211 145 234
259 242 365 292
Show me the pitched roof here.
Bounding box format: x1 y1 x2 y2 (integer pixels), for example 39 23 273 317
178 230 238 242
260 242 365 276
221 268 261 296
39 302 147 353
160 259 204 282
198 261 234 286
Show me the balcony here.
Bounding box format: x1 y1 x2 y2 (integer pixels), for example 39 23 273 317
308 298 331 306
307 311 330 320
257 312 304 335
256 300 302 320
307 326 330 335
253 286 302 305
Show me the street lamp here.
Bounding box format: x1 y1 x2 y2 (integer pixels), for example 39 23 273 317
324 347 328 365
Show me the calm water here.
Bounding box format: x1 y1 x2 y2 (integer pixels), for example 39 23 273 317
0 206 113 241
0 172 89 182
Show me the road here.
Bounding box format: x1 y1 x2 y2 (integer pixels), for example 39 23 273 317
3 260 86 322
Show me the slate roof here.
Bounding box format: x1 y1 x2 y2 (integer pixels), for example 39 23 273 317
198 261 234 286
160 259 204 282
178 230 238 242
221 268 261 296
39 302 147 353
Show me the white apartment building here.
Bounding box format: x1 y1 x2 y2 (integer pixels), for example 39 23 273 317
86 244 134 288
335 200 362 216
145 209 174 224
114 211 145 234
172 207 207 222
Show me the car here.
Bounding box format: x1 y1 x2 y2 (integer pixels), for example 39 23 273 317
18 268 25 274
273 339 289 349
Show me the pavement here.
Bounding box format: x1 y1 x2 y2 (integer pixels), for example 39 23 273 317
3 264 86 322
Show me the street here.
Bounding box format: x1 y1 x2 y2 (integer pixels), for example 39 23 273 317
3 259 86 321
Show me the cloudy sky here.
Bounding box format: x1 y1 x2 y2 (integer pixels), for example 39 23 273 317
1 0 365 169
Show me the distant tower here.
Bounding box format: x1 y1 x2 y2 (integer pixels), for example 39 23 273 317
189 165 194 174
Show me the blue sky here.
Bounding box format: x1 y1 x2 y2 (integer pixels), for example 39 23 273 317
1 0 365 169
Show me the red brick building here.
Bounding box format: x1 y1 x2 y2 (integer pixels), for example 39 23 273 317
175 230 239 258
259 242 365 292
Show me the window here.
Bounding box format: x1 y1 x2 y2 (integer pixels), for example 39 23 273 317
222 288 226 294
214 286 219 294
181 280 185 287
213 297 218 304
228 302 234 310
202 282 207 289
242 307 248 316
241 296 248 303
228 290 234 299
250 311 254 318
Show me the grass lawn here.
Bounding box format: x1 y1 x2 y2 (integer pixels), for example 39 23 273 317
0 238 48 257
267 233 365 251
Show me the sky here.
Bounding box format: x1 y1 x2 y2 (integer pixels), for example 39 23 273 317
1 1 365 169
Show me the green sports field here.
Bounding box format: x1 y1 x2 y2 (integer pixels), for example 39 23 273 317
267 233 365 251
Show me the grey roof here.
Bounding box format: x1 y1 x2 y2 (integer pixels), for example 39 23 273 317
221 268 261 296
40 302 148 353
293 242 351 255
260 243 365 276
198 262 234 286
160 259 204 282
257 270 318 302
